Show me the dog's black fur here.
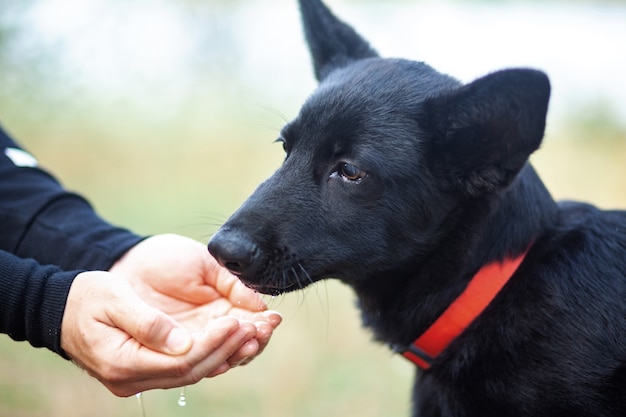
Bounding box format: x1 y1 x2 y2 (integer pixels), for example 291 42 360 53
208 1 626 415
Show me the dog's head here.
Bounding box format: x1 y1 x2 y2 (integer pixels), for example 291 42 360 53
208 0 550 295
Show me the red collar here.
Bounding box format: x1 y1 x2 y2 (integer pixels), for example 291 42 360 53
400 250 529 370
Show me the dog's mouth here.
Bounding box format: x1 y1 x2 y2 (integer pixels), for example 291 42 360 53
235 264 315 296
213 263 283 295
239 280 300 297
217 261 311 297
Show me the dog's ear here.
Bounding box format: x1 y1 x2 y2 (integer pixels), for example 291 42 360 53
299 0 378 81
425 69 550 197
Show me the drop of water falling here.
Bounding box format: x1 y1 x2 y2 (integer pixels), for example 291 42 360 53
178 386 187 407
136 392 146 417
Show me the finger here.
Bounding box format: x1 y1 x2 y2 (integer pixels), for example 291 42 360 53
190 318 257 374
253 320 275 352
222 315 279 368
225 338 260 368
261 310 283 328
225 309 283 330
235 320 274 367
205 362 230 378
107 289 193 355
105 316 248 396
228 280 268 311
208 262 268 312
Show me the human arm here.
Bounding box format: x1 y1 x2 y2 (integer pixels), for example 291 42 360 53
0 126 143 271
0 124 142 357
0 250 76 354
0 247 272 397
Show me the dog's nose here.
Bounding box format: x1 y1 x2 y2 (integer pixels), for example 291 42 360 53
208 229 258 276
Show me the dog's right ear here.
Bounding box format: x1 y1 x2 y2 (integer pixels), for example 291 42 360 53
424 69 551 197
298 0 378 81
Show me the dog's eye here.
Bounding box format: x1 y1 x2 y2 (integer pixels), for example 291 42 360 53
274 137 287 152
339 162 366 182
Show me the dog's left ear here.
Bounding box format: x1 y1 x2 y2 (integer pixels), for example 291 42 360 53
299 0 378 81
425 69 551 197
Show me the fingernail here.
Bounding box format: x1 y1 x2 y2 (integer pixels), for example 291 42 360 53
165 327 192 354
262 310 283 325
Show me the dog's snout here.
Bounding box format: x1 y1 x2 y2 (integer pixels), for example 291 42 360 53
208 229 258 276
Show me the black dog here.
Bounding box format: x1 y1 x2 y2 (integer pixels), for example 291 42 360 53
208 1 626 415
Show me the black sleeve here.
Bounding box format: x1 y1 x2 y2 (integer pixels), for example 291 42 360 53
0 124 144 356
0 250 78 356
0 126 144 270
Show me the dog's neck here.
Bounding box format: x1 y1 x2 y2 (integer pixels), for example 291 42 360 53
354 163 560 348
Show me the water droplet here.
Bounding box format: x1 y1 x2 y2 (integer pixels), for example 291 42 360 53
178 386 187 407
135 392 146 417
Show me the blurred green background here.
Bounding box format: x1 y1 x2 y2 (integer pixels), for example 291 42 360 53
1 0 625 416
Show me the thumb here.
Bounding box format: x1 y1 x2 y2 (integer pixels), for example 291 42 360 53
107 285 193 355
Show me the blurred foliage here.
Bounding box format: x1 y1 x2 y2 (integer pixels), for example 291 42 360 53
566 99 626 143
0 1 625 417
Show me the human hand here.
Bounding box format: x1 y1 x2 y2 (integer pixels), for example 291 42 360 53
109 234 281 365
61 234 281 397
61 271 261 397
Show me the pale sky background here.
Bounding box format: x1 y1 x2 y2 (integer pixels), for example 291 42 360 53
5 0 626 130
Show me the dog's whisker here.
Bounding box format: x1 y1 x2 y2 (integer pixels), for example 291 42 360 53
288 265 308 309
321 280 331 341
297 263 314 286
289 265 300 288
295 263 310 288
255 102 291 126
